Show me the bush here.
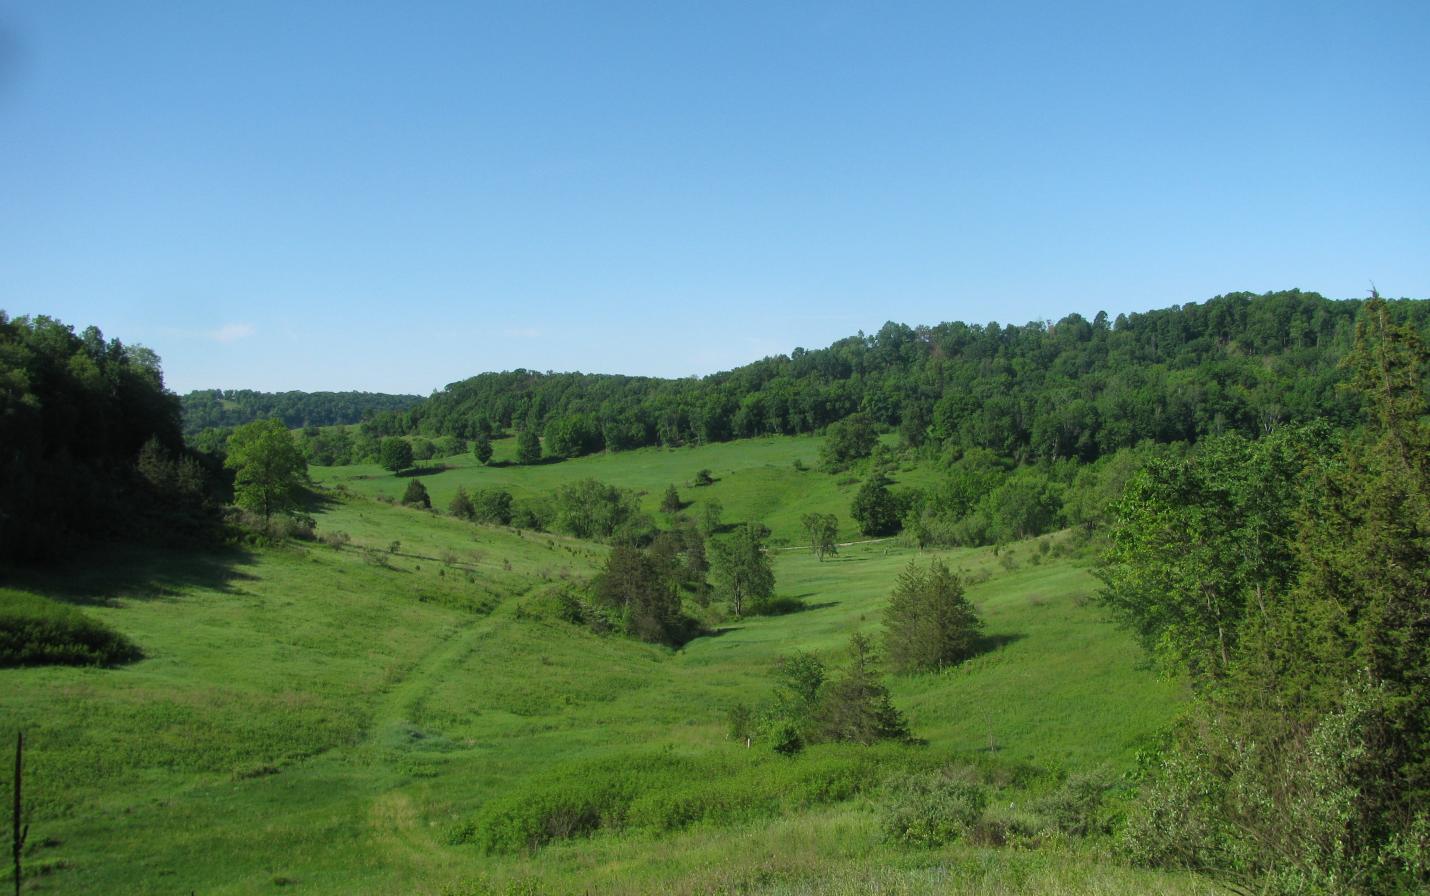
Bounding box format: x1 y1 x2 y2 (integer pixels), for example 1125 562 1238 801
1035 769 1113 837
1 591 142 667
881 768 988 847
402 479 431 508
454 749 904 853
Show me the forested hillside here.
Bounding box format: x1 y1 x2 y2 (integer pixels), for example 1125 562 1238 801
0 314 214 563
180 389 421 435
366 290 1429 466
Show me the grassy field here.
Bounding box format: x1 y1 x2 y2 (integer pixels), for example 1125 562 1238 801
311 434 937 545
2 439 1198 894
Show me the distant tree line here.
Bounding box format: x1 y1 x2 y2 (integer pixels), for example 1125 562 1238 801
181 389 420 436
361 291 1428 466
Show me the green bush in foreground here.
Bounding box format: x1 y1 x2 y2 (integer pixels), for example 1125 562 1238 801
453 747 916 854
880 768 988 847
1 591 141 667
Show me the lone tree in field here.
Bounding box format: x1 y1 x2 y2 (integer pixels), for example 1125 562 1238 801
712 522 775 618
401 479 431 509
379 437 413 474
801 512 839 561
448 486 475 520
661 484 682 516
225 419 307 521
472 432 493 465
516 427 542 465
883 559 982 674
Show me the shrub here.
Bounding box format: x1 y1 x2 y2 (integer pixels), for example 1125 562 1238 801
1035 769 1113 837
881 768 988 847
1 591 142 667
401 479 431 508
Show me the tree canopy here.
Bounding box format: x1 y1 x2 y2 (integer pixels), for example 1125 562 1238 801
225 419 308 521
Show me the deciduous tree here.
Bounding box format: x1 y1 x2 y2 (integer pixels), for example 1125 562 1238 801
225 419 307 521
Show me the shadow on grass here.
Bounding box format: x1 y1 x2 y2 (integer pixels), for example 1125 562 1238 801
395 464 453 477
748 597 839 617
968 632 1026 658
7 542 258 607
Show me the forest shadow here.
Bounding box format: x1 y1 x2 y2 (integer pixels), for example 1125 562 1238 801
6 542 258 607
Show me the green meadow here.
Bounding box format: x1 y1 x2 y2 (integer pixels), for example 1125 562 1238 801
312 434 937 545
2 438 1200 894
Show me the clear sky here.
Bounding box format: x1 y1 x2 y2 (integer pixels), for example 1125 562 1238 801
1 1 1426 394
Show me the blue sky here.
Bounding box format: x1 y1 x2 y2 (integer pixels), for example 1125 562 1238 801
1 1 1426 394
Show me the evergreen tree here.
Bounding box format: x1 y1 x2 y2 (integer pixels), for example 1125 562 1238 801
516 428 542 465
448 486 475 520
815 633 910 745
661 484 682 516
472 432 493 465
401 479 430 509
883 559 982 674
594 544 686 645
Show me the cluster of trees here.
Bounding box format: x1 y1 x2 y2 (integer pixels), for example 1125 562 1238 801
0 313 219 562
362 292 1423 468
1100 297 1430 894
730 634 911 753
180 389 419 436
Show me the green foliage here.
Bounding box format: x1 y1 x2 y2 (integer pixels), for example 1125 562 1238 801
0 313 187 561
1107 297 1430 894
401 479 431 509
692 468 714 487
883 559 981 675
660 484 682 515
1098 426 1325 678
180 389 418 436
0 591 141 667
448 487 476 520
410 437 436 461
515 428 542 465
814 633 910 745
379 437 414 473
472 432 493 465
471 488 513 525
819 412 878 470
225 419 308 521
851 475 901 536
549 479 645 542
801 512 839 561
711 522 775 617
700 498 723 536
593 545 689 646
366 291 1397 473
455 749 900 855
880 769 988 847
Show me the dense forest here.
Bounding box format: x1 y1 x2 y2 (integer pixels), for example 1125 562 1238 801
0 313 215 563
363 290 1427 464
180 389 420 436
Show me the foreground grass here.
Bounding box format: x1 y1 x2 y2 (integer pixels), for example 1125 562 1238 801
4 446 1190 894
